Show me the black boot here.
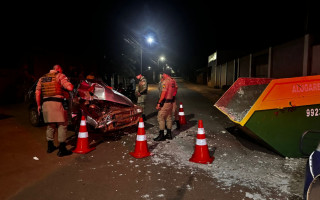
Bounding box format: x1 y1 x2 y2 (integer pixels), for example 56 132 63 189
47 141 57 153
164 129 173 140
57 142 73 157
154 130 165 141
175 120 180 130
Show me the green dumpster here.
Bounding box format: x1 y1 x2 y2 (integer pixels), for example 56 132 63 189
214 75 320 158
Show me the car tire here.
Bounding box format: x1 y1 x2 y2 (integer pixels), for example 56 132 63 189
29 107 41 127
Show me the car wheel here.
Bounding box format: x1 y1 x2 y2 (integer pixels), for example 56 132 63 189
29 107 41 127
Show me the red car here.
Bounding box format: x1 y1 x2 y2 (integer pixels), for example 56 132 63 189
27 79 143 132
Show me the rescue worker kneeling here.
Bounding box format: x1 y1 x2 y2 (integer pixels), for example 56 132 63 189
36 65 74 157
154 69 176 141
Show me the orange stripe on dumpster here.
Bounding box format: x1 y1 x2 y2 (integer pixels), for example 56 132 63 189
242 75 320 126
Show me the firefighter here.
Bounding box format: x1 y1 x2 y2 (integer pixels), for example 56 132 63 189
136 74 148 121
158 74 179 130
154 69 176 141
36 65 74 157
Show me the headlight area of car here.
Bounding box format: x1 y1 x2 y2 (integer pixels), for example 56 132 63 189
86 115 101 128
96 114 113 129
136 108 142 114
82 114 112 129
134 105 143 115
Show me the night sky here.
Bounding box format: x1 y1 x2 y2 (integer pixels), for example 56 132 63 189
2 0 318 73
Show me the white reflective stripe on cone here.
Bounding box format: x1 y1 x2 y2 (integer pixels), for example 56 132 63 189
80 120 86 126
180 105 183 108
198 128 205 134
136 135 147 141
78 132 88 138
179 112 184 115
138 122 144 128
196 139 207 146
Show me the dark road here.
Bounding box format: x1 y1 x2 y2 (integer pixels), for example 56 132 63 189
0 79 307 200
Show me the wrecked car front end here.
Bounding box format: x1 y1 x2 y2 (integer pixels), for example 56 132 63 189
72 80 142 132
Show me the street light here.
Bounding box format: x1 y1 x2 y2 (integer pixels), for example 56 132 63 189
124 33 157 74
146 36 154 45
158 56 165 71
139 36 155 74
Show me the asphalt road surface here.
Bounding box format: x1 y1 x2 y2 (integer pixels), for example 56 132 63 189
0 78 307 200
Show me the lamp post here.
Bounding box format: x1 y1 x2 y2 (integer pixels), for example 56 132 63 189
139 36 154 74
140 47 142 74
157 56 165 71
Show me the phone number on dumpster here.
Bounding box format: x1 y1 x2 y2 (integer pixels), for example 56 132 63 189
306 108 319 117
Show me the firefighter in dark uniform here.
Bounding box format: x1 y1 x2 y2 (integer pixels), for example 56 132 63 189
154 69 176 141
36 65 74 157
136 74 148 121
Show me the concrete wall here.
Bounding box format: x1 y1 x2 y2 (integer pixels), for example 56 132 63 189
207 34 320 87
271 38 304 78
196 73 202 84
252 52 269 78
226 60 235 85
221 63 227 86
238 55 250 77
311 45 320 75
214 66 221 88
207 66 214 87
207 60 217 87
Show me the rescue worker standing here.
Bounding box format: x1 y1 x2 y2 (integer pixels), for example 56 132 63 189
154 69 176 141
136 74 148 121
36 65 74 157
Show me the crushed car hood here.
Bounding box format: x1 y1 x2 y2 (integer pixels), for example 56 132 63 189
76 80 134 107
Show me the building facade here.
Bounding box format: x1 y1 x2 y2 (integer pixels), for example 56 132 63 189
208 34 320 88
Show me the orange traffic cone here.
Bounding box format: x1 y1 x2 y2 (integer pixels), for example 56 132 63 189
73 115 95 154
130 117 151 158
189 120 214 164
179 102 187 125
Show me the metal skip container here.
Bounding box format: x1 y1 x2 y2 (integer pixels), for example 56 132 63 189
214 75 320 158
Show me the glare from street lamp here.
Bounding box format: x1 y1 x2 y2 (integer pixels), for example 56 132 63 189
158 56 166 71
146 36 154 44
160 56 165 61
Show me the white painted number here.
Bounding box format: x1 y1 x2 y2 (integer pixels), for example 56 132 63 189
306 108 320 117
